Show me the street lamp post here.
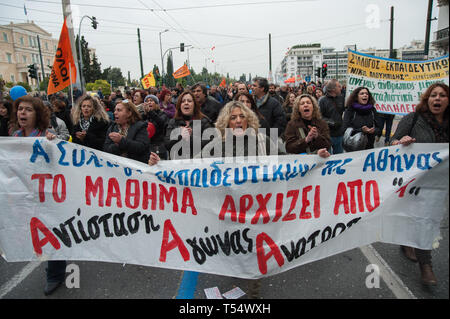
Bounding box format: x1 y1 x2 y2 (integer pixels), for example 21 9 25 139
78 15 98 92
159 29 169 83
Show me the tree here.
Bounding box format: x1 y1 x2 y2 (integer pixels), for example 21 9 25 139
75 35 91 83
86 79 111 95
102 66 125 88
165 51 175 87
89 53 102 82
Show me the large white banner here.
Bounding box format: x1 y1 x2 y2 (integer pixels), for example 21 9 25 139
0 137 448 279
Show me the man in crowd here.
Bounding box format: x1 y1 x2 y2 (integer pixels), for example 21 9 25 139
192 82 223 123
251 77 286 137
269 83 284 104
319 79 345 154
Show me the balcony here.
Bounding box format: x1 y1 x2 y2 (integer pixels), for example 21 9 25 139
436 27 449 41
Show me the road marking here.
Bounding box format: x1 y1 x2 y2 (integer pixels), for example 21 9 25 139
360 245 417 299
175 271 199 299
0 260 42 298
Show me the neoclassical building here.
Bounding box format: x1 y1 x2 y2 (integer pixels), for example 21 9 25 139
1 21 59 87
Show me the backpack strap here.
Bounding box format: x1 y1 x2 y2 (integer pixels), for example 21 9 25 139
298 127 312 154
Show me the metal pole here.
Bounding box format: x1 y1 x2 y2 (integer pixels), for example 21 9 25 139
269 33 272 73
137 28 144 79
159 29 169 84
61 0 81 90
424 0 433 57
78 15 88 92
389 6 394 58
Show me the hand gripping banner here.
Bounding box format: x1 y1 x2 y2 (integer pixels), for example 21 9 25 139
0 137 448 279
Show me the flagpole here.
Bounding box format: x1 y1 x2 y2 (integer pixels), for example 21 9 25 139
69 63 74 107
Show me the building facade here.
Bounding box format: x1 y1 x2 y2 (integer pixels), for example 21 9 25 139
276 39 442 85
432 0 449 55
0 21 59 87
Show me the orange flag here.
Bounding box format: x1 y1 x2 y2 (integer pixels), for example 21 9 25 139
47 17 77 95
219 77 226 87
172 64 191 79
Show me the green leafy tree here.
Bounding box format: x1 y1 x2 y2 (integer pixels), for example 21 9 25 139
86 79 111 95
102 66 125 88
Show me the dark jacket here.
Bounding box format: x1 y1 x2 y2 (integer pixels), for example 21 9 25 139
164 117 213 159
201 96 223 123
392 112 446 143
145 109 170 153
343 105 382 149
256 93 286 137
103 120 150 163
318 93 345 137
72 118 110 151
0 116 9 136
284 117 331 154
55 108 74 135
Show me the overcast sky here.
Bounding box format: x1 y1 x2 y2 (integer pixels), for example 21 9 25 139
1 0 442 82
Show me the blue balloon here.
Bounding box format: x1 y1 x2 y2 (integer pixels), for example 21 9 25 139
10 85 27 101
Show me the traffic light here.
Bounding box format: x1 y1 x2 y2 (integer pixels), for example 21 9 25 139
322 63 328 78
28 64 37 79
91 17 98 29
180 43 184 52
315 67 321 78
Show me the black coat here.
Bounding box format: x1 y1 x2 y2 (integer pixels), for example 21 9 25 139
145 109 170 155
72 118 110 151
164 117 213 159
201 96 223 123
255 94 286 137
318 94 345 137
343 106 382 149
103 120 150 163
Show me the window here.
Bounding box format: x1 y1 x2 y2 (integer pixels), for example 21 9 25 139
6 53 12 63
3 32 7 42
10 74 15 82
20 37 24 45
23 55 27 63
45 42 48 50
29 36 33 47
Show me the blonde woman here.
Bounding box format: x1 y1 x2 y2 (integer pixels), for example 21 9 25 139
284 94 331 158
103 99 150 163
71 94 110 150
211 100 279 157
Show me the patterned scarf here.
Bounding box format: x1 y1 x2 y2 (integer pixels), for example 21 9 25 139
80 116 92 131
118 125 129 137
421 110 449 142
12 128 45 137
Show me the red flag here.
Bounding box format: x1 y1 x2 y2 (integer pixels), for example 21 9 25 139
219 77 226 87
47 17 76 95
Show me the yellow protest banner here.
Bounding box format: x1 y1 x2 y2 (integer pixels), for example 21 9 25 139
141 71 156 89
346 50 449 115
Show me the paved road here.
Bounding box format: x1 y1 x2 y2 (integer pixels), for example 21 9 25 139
1 129 448 302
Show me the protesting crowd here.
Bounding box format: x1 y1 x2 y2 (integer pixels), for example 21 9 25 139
0 77 448 295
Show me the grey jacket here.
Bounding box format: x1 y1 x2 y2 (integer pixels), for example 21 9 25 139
318 94 345 137
392 112 437 143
